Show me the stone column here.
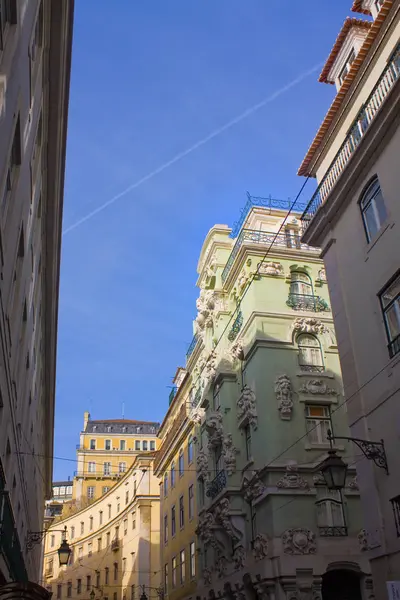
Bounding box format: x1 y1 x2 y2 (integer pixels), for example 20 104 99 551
0 582 52 600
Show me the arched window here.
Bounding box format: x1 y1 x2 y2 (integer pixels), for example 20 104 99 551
171 461 176 487
288 271 317 311
315 488 346 535
360 177 387 241
179 449 184 477
298 334 324 371
164 472 168 496
187 435 194 464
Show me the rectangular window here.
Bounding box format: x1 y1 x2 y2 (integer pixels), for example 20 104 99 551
89 516 93 530
87 487 95 499
114 562 118 581
390 495 400 537
88 461 96 473
104 462 111 475
316 488 346 535
171 505 176 536
338 48 355 86
179 495 184 529
99 511 103 525
131 585 135 600
57 585 62 599
245 424 252 460
122 557 126 574
105 568 109 585
80 521 84 535
97 537 102 552
305 405 331 445
86 576 91 591
135 440 140 450
88 542 92 557
164 514 168 543
119 462 126 473
180 549 186 584
190 542 195 578
124 519 128 535
164 564 168 596
120 440 126 450
90 439 96 450
172 556 177 588
103 487 110 495
132 511 136 530
107 532 110 546
188 485 194 520
78 546 83 558
380 274 400 358
105 439 111 450
126 490 129 504
1 116 21 214
96 572 100 588
150 440 155 451
70 526 75 539
199 479 205 508
67 583 72 598
77 580 81 595
51 534 55 547
142 440 148 451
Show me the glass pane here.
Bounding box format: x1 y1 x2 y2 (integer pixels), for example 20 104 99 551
385 302 400 340
331 502 344 526
306 419 319 444
381 276 400 307
363 203 379 239
317 501 328 526
299 335 318 347
374 189 387 226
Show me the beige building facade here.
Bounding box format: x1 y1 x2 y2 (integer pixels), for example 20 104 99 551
0 0 73 590
299 0 400 597
43 455 161 600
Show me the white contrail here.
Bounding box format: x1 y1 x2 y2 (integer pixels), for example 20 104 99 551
62 62 322 236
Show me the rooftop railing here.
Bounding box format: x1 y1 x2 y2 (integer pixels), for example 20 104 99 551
301 43 400 230
222 229 315 284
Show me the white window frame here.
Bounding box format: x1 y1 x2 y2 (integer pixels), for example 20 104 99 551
298 334 324 371
316 488 345 528
189 541 195 578
360 178 387 242
380 273 400 357
180 549 186 584
305 405 331 445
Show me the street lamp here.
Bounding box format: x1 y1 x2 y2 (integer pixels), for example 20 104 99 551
90 590 95 600
318 429 389 491
26 525 72 567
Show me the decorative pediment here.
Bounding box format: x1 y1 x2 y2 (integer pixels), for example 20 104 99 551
298 379 336 396
293 317 328 335
277 464 309 489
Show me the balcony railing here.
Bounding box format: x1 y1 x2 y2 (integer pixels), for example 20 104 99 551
388 333 400 359
206 470 227 499
319 526 348 537
227 310 243 342
287 293 329 312
231 194 308 238
222 229 315 284
299 364 325 373
169 386 177 405
186 334 198 359
111 538 120 551
0 491 28 582
191 387 202 409
302 43 400 231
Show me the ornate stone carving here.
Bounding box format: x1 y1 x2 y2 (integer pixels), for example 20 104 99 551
277 464 309 489
275 375 293 420
206 411 223 450
204 351 217 384
196 448 209 480
222 434 238 476
243 473 266 502
258 261 284 276
317 268 327 282
293 318 328 335
214 498 239 541
216 554 228 578
312 473 325 486
227 338 244 362
358 529 369 551
233 545 245 570
298 379 336 395
252 533 269 560
196 512 214 543
237 385 257 429
282 528 316 555
202 567 212 586
349 475 359 490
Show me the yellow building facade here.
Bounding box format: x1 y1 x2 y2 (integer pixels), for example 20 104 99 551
43 454 161 600
73 414 160 503
154 369 198 600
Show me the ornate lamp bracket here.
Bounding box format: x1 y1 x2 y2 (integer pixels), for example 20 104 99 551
327 430 389 474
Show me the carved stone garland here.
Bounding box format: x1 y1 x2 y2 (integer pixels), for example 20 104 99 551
277 464 309 489
298 379 336 395
275 374 293 420
293 318 328 335
252 534 269 560
237 385 257 429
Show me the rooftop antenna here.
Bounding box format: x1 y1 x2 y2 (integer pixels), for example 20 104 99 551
122 402 125 420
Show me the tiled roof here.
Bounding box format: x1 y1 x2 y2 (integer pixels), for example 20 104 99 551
298 0 393 177
351 0 372 15
319 18 372 84
84 419 160 434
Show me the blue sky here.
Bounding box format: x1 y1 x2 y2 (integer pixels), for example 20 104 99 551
54 0 354 479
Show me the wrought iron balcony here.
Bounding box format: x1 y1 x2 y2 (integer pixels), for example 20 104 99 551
206 470 227 499
228 310 243 342
286 293 329 312
299 364 325 373
169 386 177 405
302 43 400 231
388 333 400 359
186 334 198 359
222 229 315 284
230 194 308 238
319 526 348 537
111 538 120 551
0 491 28 582
191 387 202 409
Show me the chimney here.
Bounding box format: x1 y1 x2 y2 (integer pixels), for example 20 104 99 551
84 411 90 430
